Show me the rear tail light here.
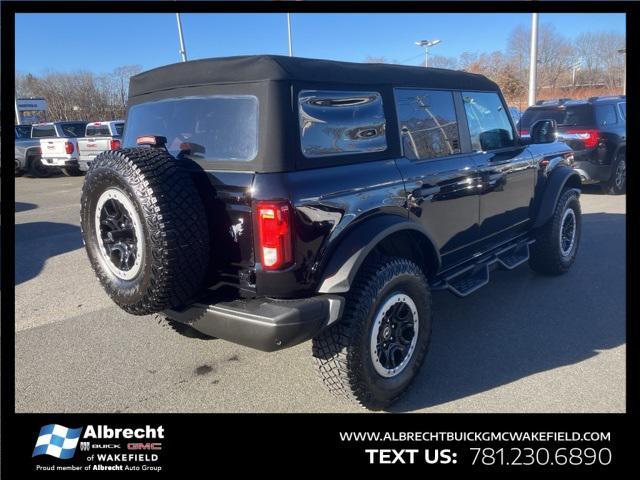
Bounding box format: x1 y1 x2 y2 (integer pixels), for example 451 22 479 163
256 201 293 270
65 141 74 155
566 128 600 149
110 139 121 150
519 129 530 136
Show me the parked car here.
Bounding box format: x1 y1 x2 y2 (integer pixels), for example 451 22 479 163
80 56 581 410
518 96 626 194
36 121 88 176
14 124 51 177
77 120 125 172
508 106 522 124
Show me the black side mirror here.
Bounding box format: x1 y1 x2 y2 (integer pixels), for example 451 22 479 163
530 119 557 144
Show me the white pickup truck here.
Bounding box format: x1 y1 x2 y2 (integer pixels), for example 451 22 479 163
37 121 88 176
76 121 125 172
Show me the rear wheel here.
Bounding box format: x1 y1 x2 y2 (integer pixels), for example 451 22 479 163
312 256 431 410
604 152 626 195
81 148 210 315
28 156 52 178
62 165 84 177
529 188 581 275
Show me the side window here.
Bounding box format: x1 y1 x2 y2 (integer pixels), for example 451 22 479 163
31 125 56 138
298 90 387 158
595 105 618 126
462 91 515 151
395 89 460 160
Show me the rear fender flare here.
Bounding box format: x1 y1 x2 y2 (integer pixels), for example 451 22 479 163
317 215 440 294
533 166 581 229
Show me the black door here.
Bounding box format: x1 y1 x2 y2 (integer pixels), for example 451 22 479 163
393 88 482 268
460 91 536 245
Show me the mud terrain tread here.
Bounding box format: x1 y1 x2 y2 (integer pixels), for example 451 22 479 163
81 147 209 315
529 188 581 275
312 256 431 410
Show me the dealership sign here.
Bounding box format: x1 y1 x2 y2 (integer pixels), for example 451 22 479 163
17 98 47 111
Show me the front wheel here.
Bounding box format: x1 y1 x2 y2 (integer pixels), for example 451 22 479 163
312 256 431 410
529 188 581 275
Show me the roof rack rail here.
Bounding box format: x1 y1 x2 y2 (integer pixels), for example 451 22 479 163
588 95 626 102
535 97 572 106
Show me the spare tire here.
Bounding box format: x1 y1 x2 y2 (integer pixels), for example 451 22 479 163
80 147 209 315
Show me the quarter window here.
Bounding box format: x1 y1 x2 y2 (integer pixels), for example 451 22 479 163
463 91 515 151
298 90 387 158
595 105 618 126
618 102 626 120
395 89 460 160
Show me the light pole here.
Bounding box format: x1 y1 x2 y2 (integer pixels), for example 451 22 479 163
617 48 626 95
528 13 539 106
570 62 581 87
287 13 293 57
415 39 441 68
176 13 188 62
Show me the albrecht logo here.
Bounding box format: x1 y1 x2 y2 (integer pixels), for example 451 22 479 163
33 425 83 459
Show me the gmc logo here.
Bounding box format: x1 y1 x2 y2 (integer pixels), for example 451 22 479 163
127 443 162 451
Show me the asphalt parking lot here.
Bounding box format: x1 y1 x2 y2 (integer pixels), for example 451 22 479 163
15 174 626 413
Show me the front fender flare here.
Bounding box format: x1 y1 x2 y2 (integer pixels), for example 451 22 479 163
317 215 440 294
532 166 581 229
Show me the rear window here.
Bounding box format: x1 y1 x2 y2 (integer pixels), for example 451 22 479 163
85 125 112 137
618 102 626 120
114 123 124 136
31 125 57 138
61 122 87 137
123 95 259 161
519 104 594 130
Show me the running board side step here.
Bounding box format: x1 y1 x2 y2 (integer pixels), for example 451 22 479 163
432 239 534 297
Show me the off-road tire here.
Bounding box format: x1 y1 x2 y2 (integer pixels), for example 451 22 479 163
604 151 626 195
529 188 581 275
154 314 216 340
62 166 84 177
312 256 432 410
81 147 209 315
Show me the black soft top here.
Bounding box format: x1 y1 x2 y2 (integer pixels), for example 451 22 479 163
129 55 498 97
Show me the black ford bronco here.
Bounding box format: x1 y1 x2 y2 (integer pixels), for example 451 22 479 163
80 56 581 410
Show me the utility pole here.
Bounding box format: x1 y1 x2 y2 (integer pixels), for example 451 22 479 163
176 13 188 62
414 39 441 68
287 13 293 57
617 48 626 95
528 13 539 106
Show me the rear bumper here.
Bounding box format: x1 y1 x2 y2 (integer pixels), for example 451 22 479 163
41 157 78 168
571 149 612 183
164 294 344 352
572 159 612 183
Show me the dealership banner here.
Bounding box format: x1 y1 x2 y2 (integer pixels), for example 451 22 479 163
3 414 630 475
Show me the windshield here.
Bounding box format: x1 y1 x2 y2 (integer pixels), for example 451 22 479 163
518 104 594 131
61 122 88 137
123 95 259 162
